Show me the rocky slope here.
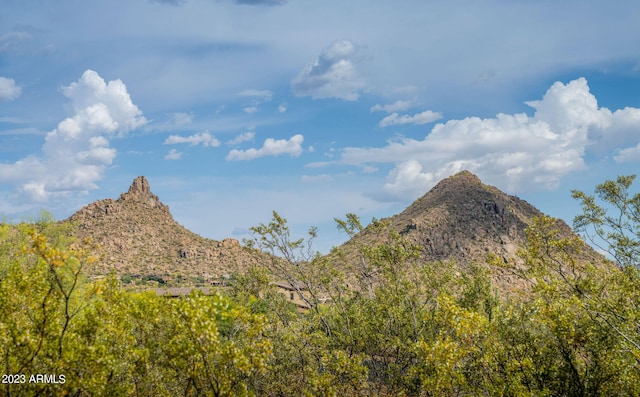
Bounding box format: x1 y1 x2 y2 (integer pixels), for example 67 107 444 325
67 176 259 285
65 172 603 291
338 170 604 289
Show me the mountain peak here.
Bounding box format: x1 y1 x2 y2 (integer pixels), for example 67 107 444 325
431 170 483 193
128 176 152 196
118 175 166 210
67 175 260 283
338 171 606 292
449 170 482 184
341 172 549 287
403 170 497 219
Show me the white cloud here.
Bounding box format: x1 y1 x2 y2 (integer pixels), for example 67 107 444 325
291 40 366 101
164 131 221 147
243 106 258 114
0 70 145 202
587 107 640 155
525 78 609 133
278 103 287 113
340 77 640 200
226 134 304 161
371 99 416 113
614 143 640 163
227 131 255 145
165 148 183 160
382 160 435 199
371 100 441 128
378 110 442 127
0 77 21 100
76 136 117 165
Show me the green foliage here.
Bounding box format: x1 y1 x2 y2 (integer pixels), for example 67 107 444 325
572 174 640 268
0 218 102 395
572 175 640 362
491 215 640 395
160 292 272 396
0 218 272 396
243 200 640 395
2 176 640 395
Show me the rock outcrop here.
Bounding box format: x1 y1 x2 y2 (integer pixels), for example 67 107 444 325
67 176 260 284
119 176 169 211
338 170 603 291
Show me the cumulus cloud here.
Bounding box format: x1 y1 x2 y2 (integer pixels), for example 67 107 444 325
378 110 442 128
340 77 640 200
291 40 366 101
226 134 304 161
614 143 640 163
0 70 146 201
382 160 435 200
164 131 220 147
278 103 287 113
0 77 21 100
165 148 183 160
227 131 255 145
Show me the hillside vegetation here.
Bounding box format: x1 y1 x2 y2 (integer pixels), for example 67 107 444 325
67 176 262 288
1 175 639 396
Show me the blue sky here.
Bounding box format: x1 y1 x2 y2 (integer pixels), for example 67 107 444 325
2 0 640 253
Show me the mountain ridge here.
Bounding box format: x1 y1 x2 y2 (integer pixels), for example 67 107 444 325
67 176 259 285
64 172 603 290
338 170 603 290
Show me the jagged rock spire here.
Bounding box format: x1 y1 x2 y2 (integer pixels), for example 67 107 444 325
118 176 168 212
66 175 258 280
128 176 151 196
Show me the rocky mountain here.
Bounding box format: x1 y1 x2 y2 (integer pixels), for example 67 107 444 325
67 176 259 286
65 172 602 290
338 170 603 289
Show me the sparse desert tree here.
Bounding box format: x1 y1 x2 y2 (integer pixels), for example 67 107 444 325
491 214 640 395
572 174 640 269
0 217 102 396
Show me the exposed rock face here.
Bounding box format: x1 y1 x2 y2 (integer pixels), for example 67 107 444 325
67 176 259 282
118 176 169 211
339 170 602 291
127 175 151 195
392 170 539 263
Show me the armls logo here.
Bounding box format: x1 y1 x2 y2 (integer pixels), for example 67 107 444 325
29 374 66 384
